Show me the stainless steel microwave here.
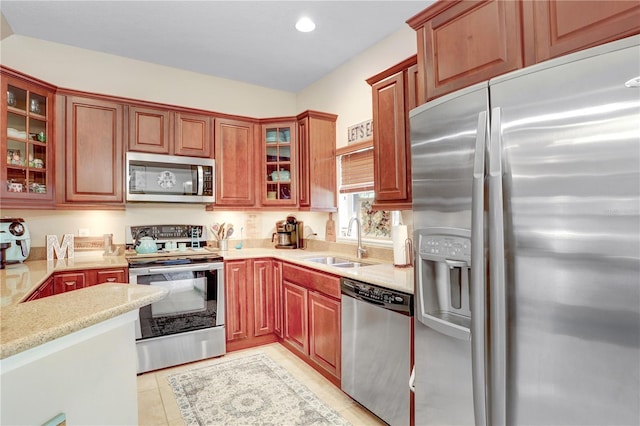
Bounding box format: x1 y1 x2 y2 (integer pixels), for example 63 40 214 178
126 152 215 203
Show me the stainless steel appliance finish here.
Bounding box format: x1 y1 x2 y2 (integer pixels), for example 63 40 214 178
127 224 225 374
126 152 215 203
341 277 412 426
411 36 640 426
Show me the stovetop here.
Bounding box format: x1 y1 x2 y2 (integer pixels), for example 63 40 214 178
126 247 223 268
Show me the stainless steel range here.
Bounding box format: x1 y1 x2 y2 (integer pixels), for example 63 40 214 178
126 225 225 374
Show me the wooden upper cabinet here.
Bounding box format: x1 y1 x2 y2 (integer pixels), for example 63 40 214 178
367 56 416 210
296 111 338 212
407 0 640 103
128 106 212 158
175 112 212 158
522 0 640 65
409 0 523 102
128 105 171 154
214 117 256 207
262 120 297 207
1 69 56 208
60 95 124 205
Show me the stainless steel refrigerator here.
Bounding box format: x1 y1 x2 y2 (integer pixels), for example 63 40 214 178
410 35 640 426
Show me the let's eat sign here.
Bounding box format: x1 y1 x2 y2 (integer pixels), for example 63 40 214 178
348 119 373 144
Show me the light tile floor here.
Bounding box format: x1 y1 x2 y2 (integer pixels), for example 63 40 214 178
137 343 387 425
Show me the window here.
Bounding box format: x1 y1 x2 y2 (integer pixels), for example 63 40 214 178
337 142 392 244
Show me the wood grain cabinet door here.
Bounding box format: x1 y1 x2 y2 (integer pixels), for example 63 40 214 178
524 0 640 64
252 259 274 337
282 280 309 356
371 71 410 206
273 260 283 338
309 291 341 378
225 260 250 342
64 96 124 204
174 112 212 158
412 0 524 101
128 105 171 154
215 118 256 206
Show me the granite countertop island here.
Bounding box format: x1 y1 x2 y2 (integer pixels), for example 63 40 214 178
0 256 167 360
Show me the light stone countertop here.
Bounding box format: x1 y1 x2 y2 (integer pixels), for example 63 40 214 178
218 247 414 295
0 284 167 359
0 247 412 360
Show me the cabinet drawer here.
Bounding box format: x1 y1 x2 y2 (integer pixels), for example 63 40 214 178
282 263 340 299
91 268 128 285
54 272 86 293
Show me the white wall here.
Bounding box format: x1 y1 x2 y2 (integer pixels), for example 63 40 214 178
0 318 138 425
0 23 416 247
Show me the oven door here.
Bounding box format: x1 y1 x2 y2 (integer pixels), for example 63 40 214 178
129 262 224 340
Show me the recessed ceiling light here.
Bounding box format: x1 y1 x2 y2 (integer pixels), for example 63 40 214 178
295 17 316 33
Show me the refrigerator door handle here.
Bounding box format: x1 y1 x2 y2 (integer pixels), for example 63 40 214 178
409 365 416 393
488 107 507 426
471 110 488 426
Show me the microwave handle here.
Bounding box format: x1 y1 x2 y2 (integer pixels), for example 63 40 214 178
197 165 204 196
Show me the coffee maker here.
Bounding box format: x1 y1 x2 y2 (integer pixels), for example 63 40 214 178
0 218 31 264
272 215 303 249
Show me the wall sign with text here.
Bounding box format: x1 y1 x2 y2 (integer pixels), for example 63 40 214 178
348 119 373 144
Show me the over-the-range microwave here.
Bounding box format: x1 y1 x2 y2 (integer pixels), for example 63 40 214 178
126 152 215 203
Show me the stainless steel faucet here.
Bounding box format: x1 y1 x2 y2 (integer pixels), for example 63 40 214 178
347 216 367 259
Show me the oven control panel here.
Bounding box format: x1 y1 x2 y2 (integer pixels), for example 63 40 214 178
127 224 204 243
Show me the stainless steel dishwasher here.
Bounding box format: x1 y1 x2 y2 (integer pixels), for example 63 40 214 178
341 277 413 426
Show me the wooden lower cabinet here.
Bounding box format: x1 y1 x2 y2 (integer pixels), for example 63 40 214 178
24 267 128 301
308 291 341 378
282 281 309 355
25 276 54 301
90 268 127 285
273 260 283 338
224 259 278 352
281 263 341 385
53 271 86 294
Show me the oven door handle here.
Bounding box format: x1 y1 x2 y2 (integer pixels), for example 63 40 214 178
146 264 220 274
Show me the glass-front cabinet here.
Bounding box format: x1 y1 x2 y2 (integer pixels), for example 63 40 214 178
262 121 296 206
1 70 55 206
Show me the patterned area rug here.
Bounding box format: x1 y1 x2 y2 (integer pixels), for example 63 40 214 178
168 352 352 426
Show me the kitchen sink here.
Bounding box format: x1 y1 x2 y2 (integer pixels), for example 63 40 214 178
304 256 376 268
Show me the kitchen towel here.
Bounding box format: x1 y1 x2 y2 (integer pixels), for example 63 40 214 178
392 225 410 267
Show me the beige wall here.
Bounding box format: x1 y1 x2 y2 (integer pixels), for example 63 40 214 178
297 26 417 148
0 23 416 248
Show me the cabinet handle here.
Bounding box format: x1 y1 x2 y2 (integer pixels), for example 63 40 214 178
106 278 116 282
65 281 75 286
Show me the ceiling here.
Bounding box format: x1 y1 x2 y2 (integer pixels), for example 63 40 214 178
0 1 433 93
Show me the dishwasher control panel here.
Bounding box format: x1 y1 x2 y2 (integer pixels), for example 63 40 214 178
341 278 413 315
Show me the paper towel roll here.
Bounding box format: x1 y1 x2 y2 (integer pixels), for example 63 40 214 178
392 225 409 267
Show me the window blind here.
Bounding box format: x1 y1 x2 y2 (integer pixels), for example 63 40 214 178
339 146 373 193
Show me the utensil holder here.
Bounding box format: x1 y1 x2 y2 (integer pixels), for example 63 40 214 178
218 239 228 251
